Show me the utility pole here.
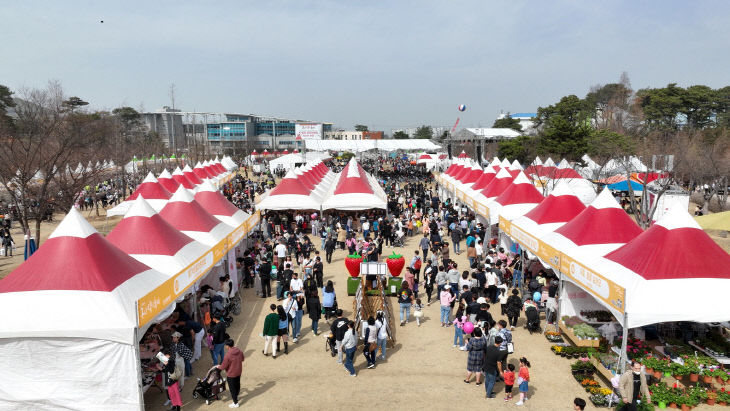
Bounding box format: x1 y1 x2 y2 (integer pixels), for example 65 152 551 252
169 83 177 154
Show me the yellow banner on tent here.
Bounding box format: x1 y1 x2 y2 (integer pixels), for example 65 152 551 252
475 200 489 219
499 216 561 269
560 254 626 314
136 211 261 327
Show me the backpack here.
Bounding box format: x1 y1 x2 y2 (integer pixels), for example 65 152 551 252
413 256 422 270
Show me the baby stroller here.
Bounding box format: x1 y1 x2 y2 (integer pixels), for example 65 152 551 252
325 333 337 357
192 366 227 405
392 230 406 247
524 305 541 334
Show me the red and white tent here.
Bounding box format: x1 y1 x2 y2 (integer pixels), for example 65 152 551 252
193 161 214 181
172 166 196 190
476 167 515 205
256 169 322 210
182 164 203 185
157 168 181 193
195 180 250 227
0 208 167 409
107 172 172 216
525 156 543 176
487 171 544 224
456 163 483 189
511 180 586 240
467 164 497 196
592 203 730 327
543 188 643 259
553 158 583 179
457 151 469 159
107 196 208 276
159 186 234 246
322 158 386 210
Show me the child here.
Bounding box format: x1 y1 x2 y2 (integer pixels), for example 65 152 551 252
498 284 509 316
452 304 467 350
413 298 424 326
503 363 515 401
516 357 531 405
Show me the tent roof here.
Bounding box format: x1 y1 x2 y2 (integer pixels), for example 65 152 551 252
172 167 196 189
471 165 497 191
159 186 228 235
0 208 153 293
694 211 730 231
522 181 585 225
480 167 514 199
494 172 544 207
457 151 469 158
333 160 374 195
605 204 730 280
126 172 172 201
182 164 203 184
270 170 312 195
460 164 483 185
553 188 643 247
194 181 249 226
157 169 181 193
509 160 523 170
107 196 195 257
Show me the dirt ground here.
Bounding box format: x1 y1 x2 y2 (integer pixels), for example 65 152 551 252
144 233 611 411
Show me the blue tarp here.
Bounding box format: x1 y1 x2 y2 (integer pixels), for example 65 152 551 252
607 180 643 192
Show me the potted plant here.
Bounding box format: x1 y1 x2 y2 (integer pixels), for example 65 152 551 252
589 392 606 407
718 387 729 406
686 361 700 383
706 390 717 406
651 383 669 409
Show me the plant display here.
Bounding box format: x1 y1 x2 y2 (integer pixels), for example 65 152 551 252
696 334 730 357
572 323 600 339
562 315 585 328
589 392 607 406
545 331 564 342
626 337 652 359
718 387 730 405
580 310 613 322
571 359 597 373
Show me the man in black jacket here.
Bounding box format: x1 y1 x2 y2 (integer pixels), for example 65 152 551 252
313 256 324 288
330 309 349 364
324 237 336 264
259 259 272 298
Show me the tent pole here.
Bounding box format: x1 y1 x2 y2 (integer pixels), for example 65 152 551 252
554 271 563 333
134 303 145 411
617 313 629 375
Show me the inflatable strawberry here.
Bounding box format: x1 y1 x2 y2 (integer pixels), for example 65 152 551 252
345 253 363 277
385 252 405 277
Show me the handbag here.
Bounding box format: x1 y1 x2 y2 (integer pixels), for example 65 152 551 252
507 342 514 354
368 342 378 352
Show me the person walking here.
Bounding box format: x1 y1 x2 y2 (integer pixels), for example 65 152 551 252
307 288 322 336
2 231 13 257
160 349 183 411
210 316 227 366
322 281 336 321
363 316 378 368
259 259 272 298
170 332 193 383
397 281 413 326
482 335 506 399
218 339 245 408
419 233 430 260
342 321 358 376
505 289 523 330
515 357 531 406
313 256 324 288
375 311 388 360
618 360 652 411
331 309 348 364
465 327 486 384
262 304 279 358
276 305 290 355
439 284 455 326
324 236 336 264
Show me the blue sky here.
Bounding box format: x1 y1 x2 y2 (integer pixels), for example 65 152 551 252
2 1 729 131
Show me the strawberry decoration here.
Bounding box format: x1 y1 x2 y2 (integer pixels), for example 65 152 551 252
385 252 405 277
345 253 363 277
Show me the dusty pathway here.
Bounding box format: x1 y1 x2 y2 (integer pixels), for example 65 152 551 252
145 232 618 410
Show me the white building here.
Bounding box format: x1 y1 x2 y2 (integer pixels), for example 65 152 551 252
390 126 449 138
496 112 536 133
452 127 522 141
324 130 363 140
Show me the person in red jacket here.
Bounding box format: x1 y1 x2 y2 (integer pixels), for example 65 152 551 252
218 339 245 408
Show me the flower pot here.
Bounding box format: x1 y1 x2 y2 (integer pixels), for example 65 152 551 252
717 376 724 384
654 371 664 379
690 373 699 382
668 403 677 409
718 401 726 406
707 398 715 405
673 374 683 381
665 372 672 378
646 367 654 374
680 405 690 411
704 376 713 384
658 402 667 409
561 353 566 357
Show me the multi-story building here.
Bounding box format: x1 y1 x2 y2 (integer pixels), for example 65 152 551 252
390 126 449 138
496 112 537 133
324 130 363 140
140 107 185 150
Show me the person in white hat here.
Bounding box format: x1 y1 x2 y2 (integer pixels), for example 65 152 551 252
439 284 455 327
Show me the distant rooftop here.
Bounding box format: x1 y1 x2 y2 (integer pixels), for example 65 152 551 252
509 113 536 118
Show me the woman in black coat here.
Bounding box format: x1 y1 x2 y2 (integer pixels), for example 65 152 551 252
505 288 523 330
307 288 322 336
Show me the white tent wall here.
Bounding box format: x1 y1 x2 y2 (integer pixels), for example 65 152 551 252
559 281 611 319
0 338 141 411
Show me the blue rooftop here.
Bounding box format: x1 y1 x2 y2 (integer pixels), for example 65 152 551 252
510 113 536 118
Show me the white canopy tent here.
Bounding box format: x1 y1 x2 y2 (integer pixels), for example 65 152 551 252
304 139 441 152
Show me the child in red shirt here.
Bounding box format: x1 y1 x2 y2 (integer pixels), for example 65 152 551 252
503 363 516 401
516 357 531 405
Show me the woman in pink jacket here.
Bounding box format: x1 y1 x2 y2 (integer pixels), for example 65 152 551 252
439 284 456 326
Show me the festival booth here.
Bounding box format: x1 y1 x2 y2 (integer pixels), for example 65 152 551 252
182 164 203 186
157 169 181 194
158 186 235 248
107 172 173 217
321 158 387 211
171 166 196 190
0 209 169 410
256 169 323 211
487 171 544 226
195 180 251 228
